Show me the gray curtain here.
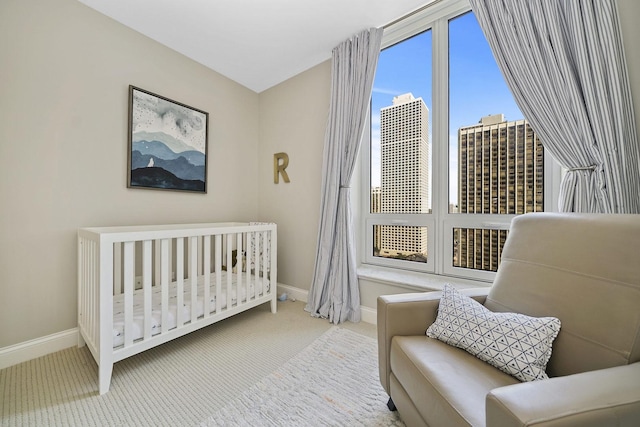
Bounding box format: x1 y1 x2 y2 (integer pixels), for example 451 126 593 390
469 0 640 213
305 27 383 324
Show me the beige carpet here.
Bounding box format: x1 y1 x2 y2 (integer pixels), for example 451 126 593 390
0 300 397 426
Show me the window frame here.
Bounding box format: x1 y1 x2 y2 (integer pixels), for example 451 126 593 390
360 0 560 282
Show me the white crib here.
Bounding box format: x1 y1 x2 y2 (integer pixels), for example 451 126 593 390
77 222 277 395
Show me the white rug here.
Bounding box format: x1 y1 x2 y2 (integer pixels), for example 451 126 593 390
201 327 405 426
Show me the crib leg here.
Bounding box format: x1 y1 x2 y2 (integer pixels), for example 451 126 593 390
99 362 114 395
271 297 277 313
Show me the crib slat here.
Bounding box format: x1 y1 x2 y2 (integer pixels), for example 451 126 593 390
253 232 260 298
252 233 258 300
226 234 233 305
123 242 134 348
197 236 203 276
93 240 99 348
175 238 184 328
154 239 161 287
160 239 170 334
246 232 253 300
256 232 262 299
236 233 243 302
203 235 211 318
189 236 198 323
113 243 122 295
214 234 223 312
261 231 268 297
92 240 98 346
142 240 152 340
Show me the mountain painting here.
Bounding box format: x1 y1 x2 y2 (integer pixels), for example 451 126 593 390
127 86 209 193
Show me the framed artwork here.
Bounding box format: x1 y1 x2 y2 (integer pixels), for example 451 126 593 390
127 85 209 193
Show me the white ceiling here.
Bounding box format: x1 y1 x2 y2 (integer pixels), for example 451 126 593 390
77 0 432 93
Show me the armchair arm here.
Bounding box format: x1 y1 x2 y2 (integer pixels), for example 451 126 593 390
377 287 489 393
486 362 640 426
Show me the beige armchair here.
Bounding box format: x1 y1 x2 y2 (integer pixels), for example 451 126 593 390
378 213 640 427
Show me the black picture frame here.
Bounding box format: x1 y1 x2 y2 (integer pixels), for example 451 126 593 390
127 85 209 193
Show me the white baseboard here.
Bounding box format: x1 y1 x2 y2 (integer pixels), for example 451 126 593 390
276 283 377 325
276 283 309 303
0 328 78 370
360 306 377 325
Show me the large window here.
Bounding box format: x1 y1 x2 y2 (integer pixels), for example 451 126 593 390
362 0 558 281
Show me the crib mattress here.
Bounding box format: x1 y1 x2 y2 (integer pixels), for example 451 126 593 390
113 271 269 348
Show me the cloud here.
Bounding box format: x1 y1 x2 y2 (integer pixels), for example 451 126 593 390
372 87 402 96
131 90 207 153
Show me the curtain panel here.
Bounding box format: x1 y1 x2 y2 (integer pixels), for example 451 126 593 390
469 0 640 213
305 27 383 324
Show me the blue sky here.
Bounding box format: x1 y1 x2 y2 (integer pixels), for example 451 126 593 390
370 11 524 205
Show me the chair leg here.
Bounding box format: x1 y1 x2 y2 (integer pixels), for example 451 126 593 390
387 397 397 411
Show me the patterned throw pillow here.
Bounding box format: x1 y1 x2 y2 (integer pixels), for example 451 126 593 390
426 284 561 382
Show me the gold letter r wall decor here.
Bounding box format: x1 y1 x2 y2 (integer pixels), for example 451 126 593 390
274 152 290 184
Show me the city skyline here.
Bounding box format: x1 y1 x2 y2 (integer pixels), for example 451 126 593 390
371 11 525 205
372 111 545 271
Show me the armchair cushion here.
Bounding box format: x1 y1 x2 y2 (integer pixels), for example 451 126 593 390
486 362 640 427
427 284 561 382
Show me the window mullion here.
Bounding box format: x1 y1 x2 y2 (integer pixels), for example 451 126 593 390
432 17 450 276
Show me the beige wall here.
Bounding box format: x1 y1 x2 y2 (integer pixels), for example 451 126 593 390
0 0 260 347
258 61 331 292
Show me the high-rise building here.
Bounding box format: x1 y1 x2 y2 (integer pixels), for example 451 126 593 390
454 114 544 271
378 93 430 259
